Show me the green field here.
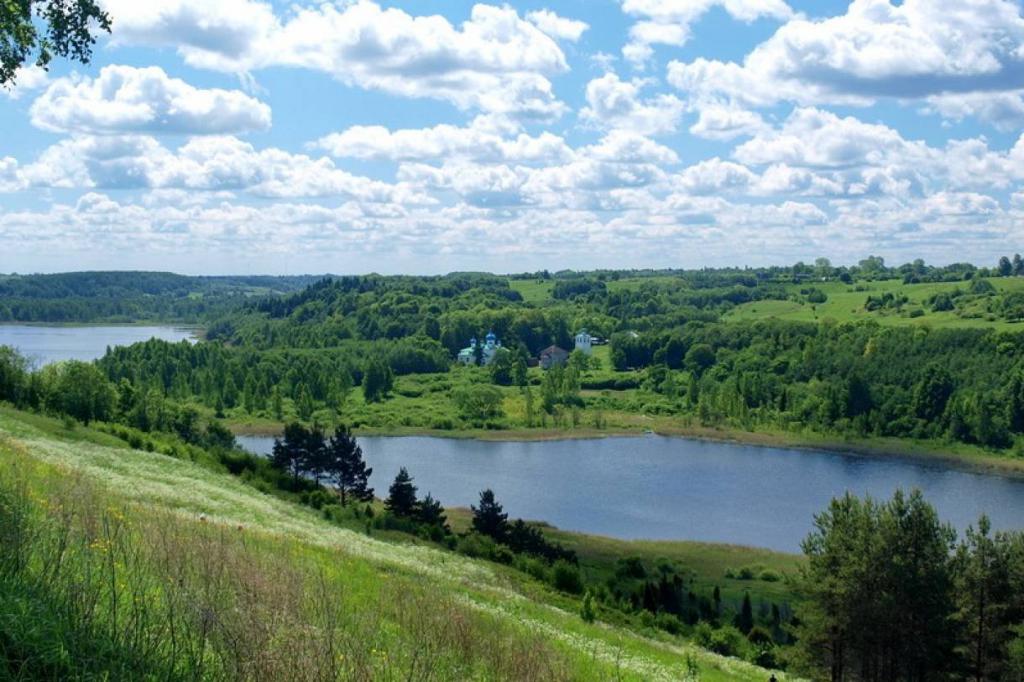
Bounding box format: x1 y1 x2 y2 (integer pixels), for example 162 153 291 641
509 276 681 305
0 407 794 681
726 277 1024 330
509 278 555 304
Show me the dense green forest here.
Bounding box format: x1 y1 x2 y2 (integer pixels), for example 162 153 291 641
0 271 319 322
4 256 1013 458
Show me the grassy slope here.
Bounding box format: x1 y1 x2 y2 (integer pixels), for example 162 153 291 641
446 508 803 608
725 277 1024 330
0 408 793 681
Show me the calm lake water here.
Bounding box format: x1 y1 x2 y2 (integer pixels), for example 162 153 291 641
0 324 197 366
237 434 1024 553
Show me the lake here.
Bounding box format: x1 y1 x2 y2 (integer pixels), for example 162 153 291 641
237 433 1024 553
0 324 197 366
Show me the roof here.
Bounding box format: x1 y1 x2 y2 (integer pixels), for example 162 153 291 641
539 345 569 356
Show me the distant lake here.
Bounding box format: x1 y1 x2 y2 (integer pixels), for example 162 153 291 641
0 324 197 366
237 434 1024 553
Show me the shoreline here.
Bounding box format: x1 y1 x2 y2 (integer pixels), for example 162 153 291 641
230 420 1024 480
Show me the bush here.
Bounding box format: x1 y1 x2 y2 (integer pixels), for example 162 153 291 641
455 532 497 560
580 591 596 623
552 560 584 594
708 625 748 657
806 288 827 304
515 555 550 582
654 612 684 635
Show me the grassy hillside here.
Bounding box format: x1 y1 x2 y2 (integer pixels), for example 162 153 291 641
725 276 1024 330
0 409 793 681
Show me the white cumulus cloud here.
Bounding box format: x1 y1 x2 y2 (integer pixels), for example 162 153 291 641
526 9 589 42
30 65 271 135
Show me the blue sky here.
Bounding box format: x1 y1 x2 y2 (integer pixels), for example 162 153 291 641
2 0 1024 275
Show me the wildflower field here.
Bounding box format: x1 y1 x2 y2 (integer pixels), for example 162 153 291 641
0 408 792 681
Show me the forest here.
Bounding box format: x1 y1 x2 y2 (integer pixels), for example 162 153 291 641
5 256 1014 459
0 271 319 322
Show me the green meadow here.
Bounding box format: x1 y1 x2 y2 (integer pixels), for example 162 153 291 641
0 407 794 681
725 276 1024 329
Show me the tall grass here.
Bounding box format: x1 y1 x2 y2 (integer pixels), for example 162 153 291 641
0 459 577 680
0 411 793 681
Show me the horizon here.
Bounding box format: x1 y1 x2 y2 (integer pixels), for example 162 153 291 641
0 255 1016 279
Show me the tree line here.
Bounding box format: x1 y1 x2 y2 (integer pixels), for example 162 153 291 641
795 489 1024 681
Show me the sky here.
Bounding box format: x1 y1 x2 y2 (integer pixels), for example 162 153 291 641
2 0 1024 275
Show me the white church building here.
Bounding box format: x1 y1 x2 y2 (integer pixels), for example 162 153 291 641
457 331 502 365
574 330 594 355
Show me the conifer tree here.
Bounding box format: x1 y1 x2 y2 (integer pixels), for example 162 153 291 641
472 489 509 542
272 385 284 420
296 383 314 421
417 493 448 531
386 467 418 517
271 422 309 486
301 425 328 486
736 592 754 634
328 425 373 506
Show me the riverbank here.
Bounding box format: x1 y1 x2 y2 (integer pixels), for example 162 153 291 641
229 417 1024 480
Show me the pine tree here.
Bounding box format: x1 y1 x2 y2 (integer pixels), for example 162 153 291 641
957 515 1014 682
301 425 328 486
471 489 508 542
272 385 283 420
513 351 528 387
328 425 373 506
363 358 394 403
242 374 256 414
736 592 754 634
271 422 308 486
296 383 314 421
417 493 448 531
386 467 418 517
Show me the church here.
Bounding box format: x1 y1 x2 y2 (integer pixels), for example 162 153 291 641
457 331 502 365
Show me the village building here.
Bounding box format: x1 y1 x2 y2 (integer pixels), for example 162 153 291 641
539 345 570 369
574 330 593 355
457 331 502 365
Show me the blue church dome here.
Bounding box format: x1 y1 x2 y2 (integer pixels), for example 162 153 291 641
485 330 496 341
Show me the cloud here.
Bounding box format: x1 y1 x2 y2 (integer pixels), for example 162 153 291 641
29 65 271 135
688 104 768 141
100 0 279 71
0 66 48 99
315 117 573 164
580 72 685 135
582 130 679 165
526 9 588 42
732 107 928 169
621 0 792 67
667 0 1024 128
102 0 569 120
676 158 756 195
11 134 428 203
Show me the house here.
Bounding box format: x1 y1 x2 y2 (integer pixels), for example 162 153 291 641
574 330 593 355
538 345 570 369
457 331 502 366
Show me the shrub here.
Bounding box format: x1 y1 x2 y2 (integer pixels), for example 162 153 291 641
552 560 584 594
806 288 827 304
515 555 550 582
708 625 748 657
455 532 497 559
654 612 684 635
580 591 596 623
